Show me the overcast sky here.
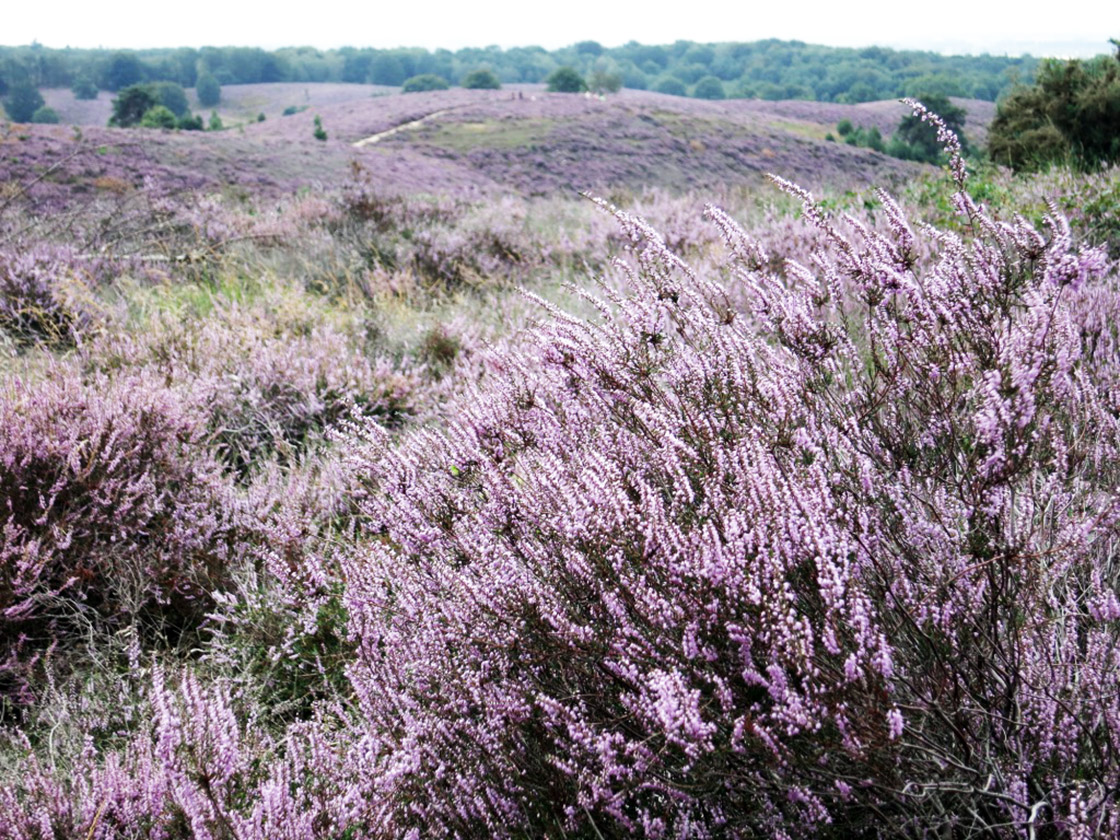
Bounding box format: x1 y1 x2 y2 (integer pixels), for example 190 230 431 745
2 0 1111 57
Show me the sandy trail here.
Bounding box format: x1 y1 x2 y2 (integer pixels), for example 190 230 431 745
352 108 459 147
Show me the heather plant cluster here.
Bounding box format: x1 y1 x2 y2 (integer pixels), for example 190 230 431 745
1 100 1119 840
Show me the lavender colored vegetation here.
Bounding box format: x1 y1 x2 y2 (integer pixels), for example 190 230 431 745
1 88 1119 839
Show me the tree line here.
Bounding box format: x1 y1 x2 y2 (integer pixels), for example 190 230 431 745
0 39 1045 107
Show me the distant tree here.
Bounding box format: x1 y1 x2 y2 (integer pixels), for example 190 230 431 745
3 80 45 122
109 84 158 127
589 69 623 94
653 77 688 97
546 66 586 93
462 68 501 90
865 125 885 152
692 76 726 99
836 118 854 136
71 75 98 100
151 81 189 117
312 114 326 141
208 110 223 131
401 74 450 93
105 52 145 91
574 40 604 57
370 53 407 86
177 113 204 130
30 106 59 124
257 112 266 122
139 105 177 129
196 73 221 107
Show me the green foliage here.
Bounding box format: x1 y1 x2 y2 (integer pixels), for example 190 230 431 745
151 81 189 117
401 74 450 93
546 66 586 93
837 118 854 136
462 68 501 89
196 72 221 107
139 104 177 129
692 75 725 99
988 46 1120 171
177 113 204 130
30 106 59 124
71 75 98 100
588 69 622 94
653 76 688 97
257 112 266 122
3 80 45 122
104 51 144 91
109 84 158 127
208 110 224 131
282 105 304 116
313 114 326 141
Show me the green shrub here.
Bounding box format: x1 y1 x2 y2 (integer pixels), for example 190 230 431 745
196 72 221 107
401 74 450 93
4 81 45 123
30 106 60 124
692 76 725 99
71 76 98 100
139 105 177 129
546 66 586 93
653 76 688 96
313 114 327 141
462 68 501 90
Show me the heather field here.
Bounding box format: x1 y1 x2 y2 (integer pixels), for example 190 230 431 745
2 85 1120 839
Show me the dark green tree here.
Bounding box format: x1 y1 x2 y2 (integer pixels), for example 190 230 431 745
692 76 726 99
71 75 98 100
152 81 189 117
370 54 406 86
177 113 204 130
3 80 45 122
105 52 144 91
462 68 501 89
108 84 158 127
653 76 687 96
196 73 221 107
401 74 450 93
546 66 586 93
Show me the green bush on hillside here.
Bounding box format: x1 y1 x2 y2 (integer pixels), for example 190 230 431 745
546 66 586 93
402 74 450 93
462 69 501 89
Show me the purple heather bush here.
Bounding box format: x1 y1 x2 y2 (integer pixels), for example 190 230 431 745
334 105 1120 837
0 367 241 701
2 104 1119 839
0 245 108 346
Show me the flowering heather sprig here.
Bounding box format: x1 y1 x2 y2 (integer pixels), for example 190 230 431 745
901 97 968 190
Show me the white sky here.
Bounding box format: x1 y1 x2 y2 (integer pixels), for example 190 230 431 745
2 0 1112 57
